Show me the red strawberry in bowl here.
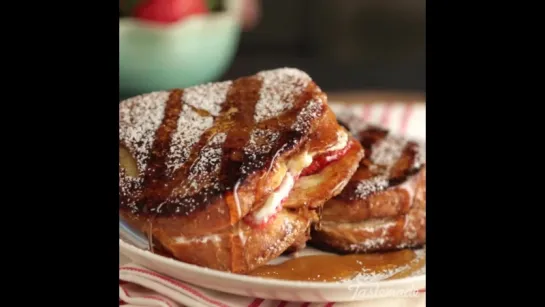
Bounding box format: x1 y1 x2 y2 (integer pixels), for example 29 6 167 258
134 0 209 24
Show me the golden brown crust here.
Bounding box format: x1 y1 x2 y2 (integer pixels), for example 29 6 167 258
311 167 426 253
321 167 423 223
309 114 426 254
152 210 312 273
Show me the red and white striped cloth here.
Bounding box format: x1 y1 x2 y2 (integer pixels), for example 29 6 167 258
329 102 425 140
119 102 426 307
119 264 425 307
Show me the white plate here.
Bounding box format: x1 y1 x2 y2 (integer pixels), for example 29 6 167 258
120 239 425 302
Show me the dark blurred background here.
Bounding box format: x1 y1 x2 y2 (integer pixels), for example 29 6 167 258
221 0 425 95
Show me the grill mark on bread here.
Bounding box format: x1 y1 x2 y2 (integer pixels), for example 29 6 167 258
119 91 170 174
219 76 262 188
166 104 214 175
139 89 184 213
240 83 325 179
162 121 231 216
218 76 262 221
219 79 323 221
119 91 170 211
255 83 325 157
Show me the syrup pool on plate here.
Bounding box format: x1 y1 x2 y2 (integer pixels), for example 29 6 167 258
247 249 425 282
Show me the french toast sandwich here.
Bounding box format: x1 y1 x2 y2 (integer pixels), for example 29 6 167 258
119 68 364 273
310 115 426 254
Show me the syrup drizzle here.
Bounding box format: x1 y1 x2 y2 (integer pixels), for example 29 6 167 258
248 249 423 282
233 180 242 218
140 89 184 212
140 90 185 252
160 107 236 216
218 76 262 220
217 77 317 223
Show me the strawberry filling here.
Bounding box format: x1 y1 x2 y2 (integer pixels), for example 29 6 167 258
300 139 353 177
243 139 353 229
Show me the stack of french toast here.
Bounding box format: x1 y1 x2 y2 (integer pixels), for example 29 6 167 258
119 68 426 274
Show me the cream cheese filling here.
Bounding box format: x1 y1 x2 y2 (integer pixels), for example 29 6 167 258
250 172 295 224
247 129 349 224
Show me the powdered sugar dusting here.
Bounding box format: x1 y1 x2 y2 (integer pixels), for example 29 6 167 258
182 81 232 116
245 129 280 155
186 132 227 190
166 104 214 174
282 216 295 238
240 129 280 175
254 68 312 123
349 236 390 252
352 134 408 199
291 98 324 133
119 91 170 173
166 133 228 216
119 172 142 213
355 176 390 198
403 213 418 240
370 134 408 170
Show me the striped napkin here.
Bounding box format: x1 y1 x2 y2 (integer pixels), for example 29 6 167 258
329 101 426 140
119 102 426 307
119 264 425 307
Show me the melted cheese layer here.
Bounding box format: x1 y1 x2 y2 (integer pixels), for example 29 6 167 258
251 173 295 224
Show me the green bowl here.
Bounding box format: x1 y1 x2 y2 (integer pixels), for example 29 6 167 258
119 3 241 99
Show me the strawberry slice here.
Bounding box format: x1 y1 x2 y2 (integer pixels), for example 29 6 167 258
300 140 354 177
134 0 208 24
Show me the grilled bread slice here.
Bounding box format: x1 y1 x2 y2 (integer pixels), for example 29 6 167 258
119 68 364 273
310 116 425 253
311 166 425 253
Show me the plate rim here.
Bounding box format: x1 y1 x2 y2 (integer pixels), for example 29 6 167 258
119 239 426 290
